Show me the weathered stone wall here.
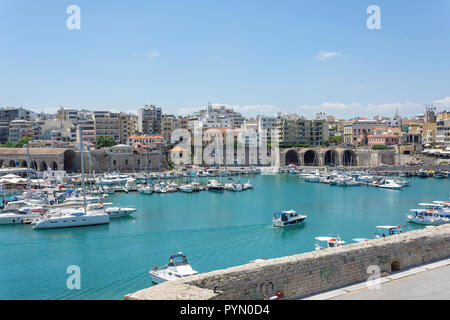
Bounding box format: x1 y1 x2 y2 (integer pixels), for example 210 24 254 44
125 224 450 300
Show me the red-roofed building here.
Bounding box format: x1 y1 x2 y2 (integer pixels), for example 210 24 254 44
127 135 164 151
368 134 399 148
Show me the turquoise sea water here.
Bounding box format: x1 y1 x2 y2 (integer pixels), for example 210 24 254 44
0 174 449 300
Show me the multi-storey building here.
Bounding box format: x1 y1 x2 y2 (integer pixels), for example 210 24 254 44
0 107 32 122
343 119 388 145
138 105 162 135
8 120 33 142
257 116 278 146
161 115 190 144
56 107 78 123
188 104 244 130
277 115 328 146
437 119 450 147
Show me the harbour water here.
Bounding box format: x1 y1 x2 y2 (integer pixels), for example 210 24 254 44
0 174 449 300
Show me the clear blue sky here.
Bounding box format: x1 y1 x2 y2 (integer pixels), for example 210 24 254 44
0 0 449 118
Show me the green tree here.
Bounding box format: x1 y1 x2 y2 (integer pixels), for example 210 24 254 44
371 144 391 150
0 137 32 148
96 136 117 149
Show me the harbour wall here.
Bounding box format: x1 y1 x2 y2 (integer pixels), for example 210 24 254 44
125 224 450 300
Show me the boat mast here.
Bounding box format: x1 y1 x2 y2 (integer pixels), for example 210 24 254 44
26 144 31 202
79 126 87 214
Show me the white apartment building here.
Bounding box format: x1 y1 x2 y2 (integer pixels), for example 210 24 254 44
437 119 450 147
188 104 243 130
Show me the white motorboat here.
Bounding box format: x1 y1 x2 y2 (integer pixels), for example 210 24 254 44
314 236 345 251
125 179 139 191
378 180 403 190
179 185 193 193
0 208 47 225
139 185 154 195
86 203 136 218
149 253 198 284
272 210 307 227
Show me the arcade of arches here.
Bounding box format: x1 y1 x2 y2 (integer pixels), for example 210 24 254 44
284 148 360 167
0 148 76 172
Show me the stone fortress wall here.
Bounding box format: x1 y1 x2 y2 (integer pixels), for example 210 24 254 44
125 224 450 300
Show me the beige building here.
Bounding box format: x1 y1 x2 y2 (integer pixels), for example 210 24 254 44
161 115 189 144
8 120 33 143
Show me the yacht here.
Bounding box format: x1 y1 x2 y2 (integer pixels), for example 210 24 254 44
242 179 253 190
207 179 224 192
224 182 243 191
314 236 346 251
125 179 139 191
149 253 199 284
32 135 111 230
32 208 109 230
272 210 307 227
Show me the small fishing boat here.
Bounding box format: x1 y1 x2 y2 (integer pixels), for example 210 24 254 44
272 210 307 227
149 253 198 284
314 236 345 251
406 209 450 226
374 225 403 238
353 238 370 243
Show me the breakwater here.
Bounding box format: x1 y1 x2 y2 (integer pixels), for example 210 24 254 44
125 224 450 300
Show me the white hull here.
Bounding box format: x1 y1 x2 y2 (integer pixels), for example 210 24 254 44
33 214 109 230
106 207 136 218
406 215 449 226
0 213 40 225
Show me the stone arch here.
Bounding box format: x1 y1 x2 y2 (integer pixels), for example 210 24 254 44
342 150 357 166
31 161 38 171
285 149 299 165
63 149 77 172
391 260 401 271
39 161 48 172
304 150 318 166
324 150 339 166
50 161 58 171
8 160 16 167
19 160 28 168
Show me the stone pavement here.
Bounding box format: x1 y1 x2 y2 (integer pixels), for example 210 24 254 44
303 257 450 300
